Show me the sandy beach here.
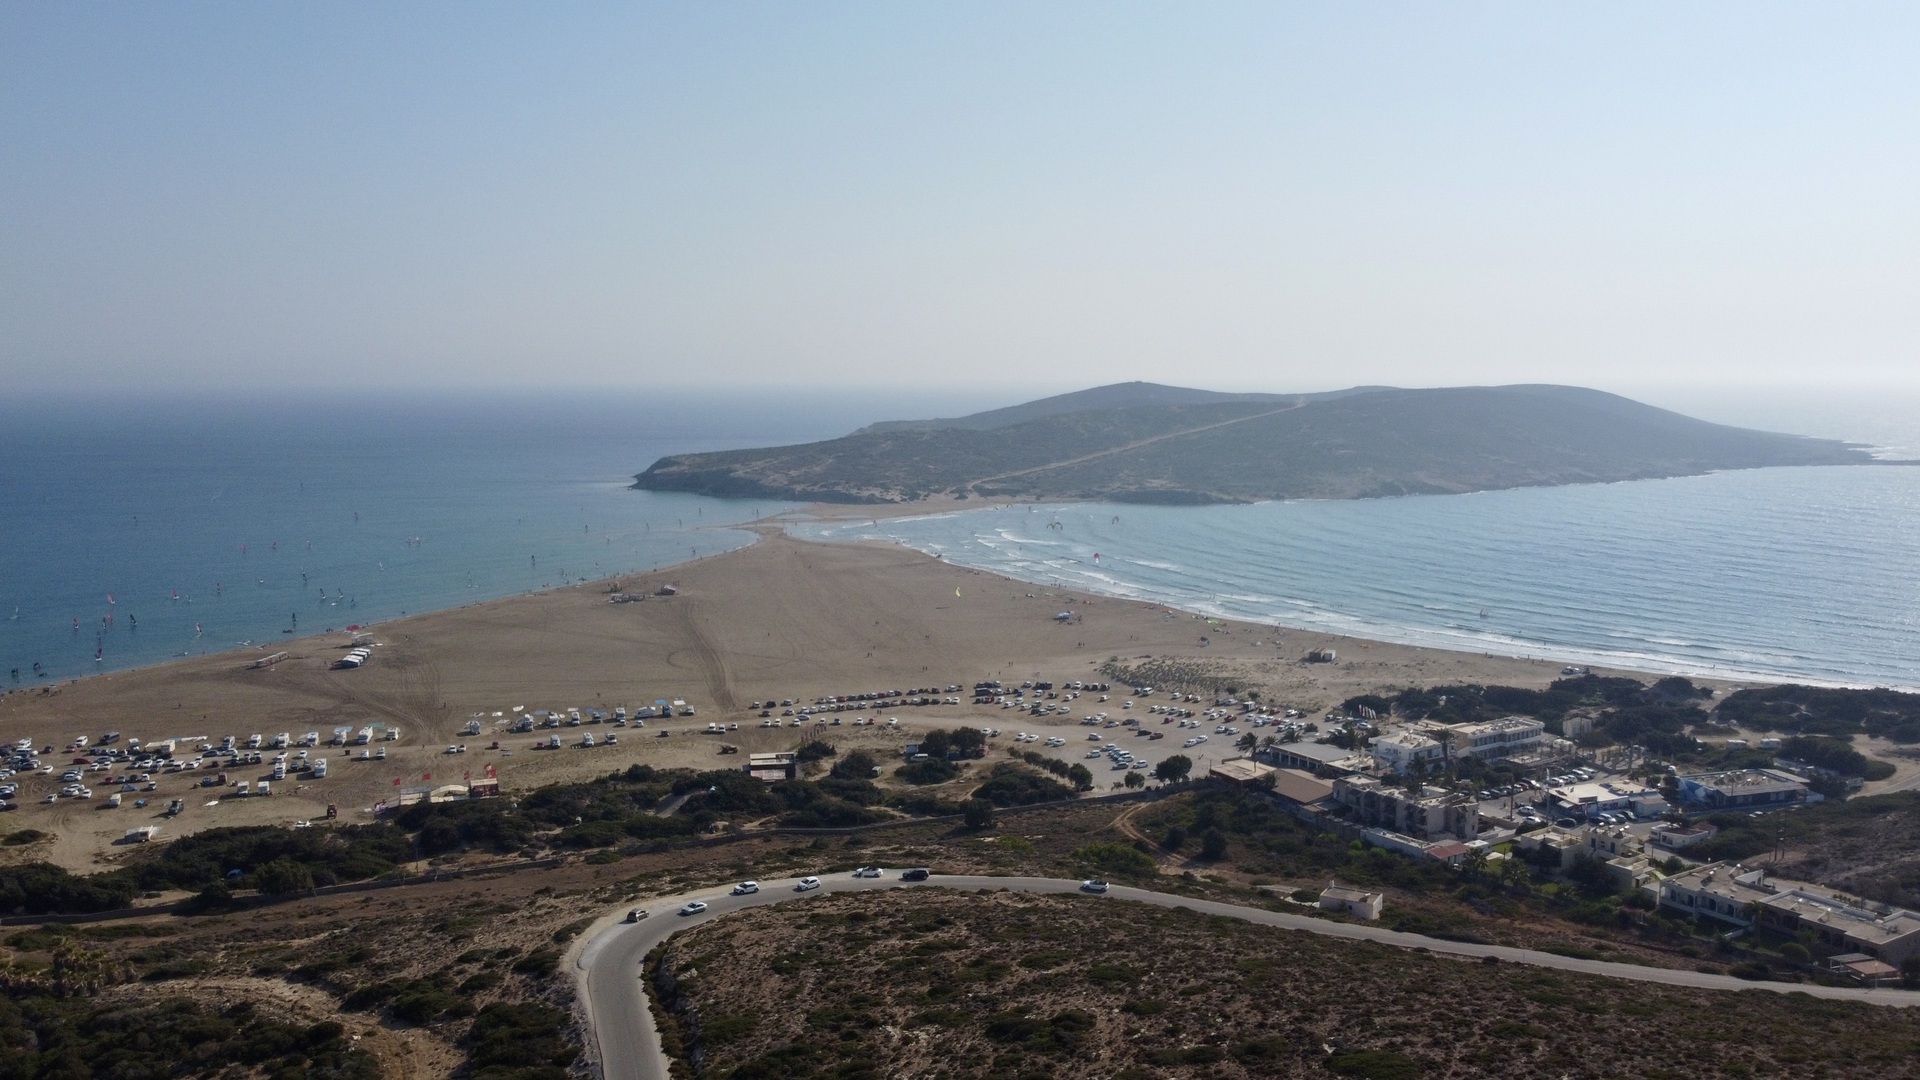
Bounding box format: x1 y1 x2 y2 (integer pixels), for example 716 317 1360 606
0 526 1725 873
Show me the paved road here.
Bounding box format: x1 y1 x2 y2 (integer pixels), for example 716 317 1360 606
575 873 1920 1080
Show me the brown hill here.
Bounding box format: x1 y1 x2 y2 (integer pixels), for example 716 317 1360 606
634 383 1875 504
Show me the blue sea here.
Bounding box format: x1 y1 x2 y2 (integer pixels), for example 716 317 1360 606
7 385 1920 690
792 387 1920 690
0 389 991 684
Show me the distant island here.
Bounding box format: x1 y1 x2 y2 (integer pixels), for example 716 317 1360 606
633 382 1878 504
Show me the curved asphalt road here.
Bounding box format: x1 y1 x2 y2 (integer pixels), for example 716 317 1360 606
574 873 1920 1080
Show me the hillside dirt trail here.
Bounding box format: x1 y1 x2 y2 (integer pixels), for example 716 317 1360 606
962 402 1304 491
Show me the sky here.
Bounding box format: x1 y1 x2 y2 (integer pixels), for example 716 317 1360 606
4 4 1918 396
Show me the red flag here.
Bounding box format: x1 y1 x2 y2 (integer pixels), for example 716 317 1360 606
463 771 470 783
392 778 400 786
422 772 431 782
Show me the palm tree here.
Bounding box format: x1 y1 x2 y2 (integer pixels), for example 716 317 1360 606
1497 854 1533 891
49 940 112 997
1463 846 1491 880
1235 732 1258 755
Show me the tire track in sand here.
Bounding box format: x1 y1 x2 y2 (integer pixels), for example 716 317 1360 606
665 599 738 712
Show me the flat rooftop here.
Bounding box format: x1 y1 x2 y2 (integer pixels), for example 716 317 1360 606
1679 768 1805 795
1269 767 1335 805
1210 758 1275 784
1271 740 1360 764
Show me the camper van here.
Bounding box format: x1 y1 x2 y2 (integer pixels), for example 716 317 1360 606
310 758 327 779
580 732 596 748
462 719 483 736
548 733 562 749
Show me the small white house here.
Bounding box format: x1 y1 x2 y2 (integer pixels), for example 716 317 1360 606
1320 881 1385 921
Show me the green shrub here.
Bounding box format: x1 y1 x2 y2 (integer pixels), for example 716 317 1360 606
467 1000 579 1078
1200 828 1228 860
1072 841 1157 877
1328 1049 1424 1079
896 757 960 785
512 949 561 976
971 764 1075 807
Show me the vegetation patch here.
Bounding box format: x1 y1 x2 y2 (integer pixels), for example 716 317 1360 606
656 888 1919 1079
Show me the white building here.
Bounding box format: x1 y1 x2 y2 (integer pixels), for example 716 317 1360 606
1660 864 1920 967
1369 730 1445 776
1320 882 1384 920
1447 716 1548 762
1545 780 1668 820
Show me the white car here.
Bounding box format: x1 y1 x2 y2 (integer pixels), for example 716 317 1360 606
1080 879 1110 893
795 876 821 892
852 866 883 878
731 881 759 895
679 901 709 916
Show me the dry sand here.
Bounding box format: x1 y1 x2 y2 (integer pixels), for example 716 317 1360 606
0 528 1720 872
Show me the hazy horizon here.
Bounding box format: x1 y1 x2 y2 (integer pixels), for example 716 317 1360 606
6 5 1920 393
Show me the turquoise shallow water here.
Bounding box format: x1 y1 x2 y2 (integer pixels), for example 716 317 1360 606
794 450 1920 689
